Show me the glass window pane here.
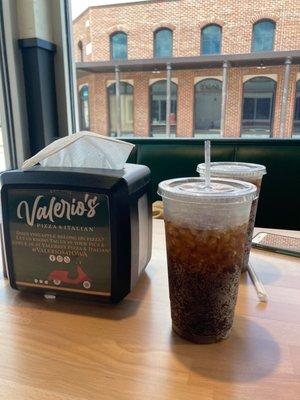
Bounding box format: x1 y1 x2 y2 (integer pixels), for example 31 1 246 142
293 80 300 134
201 25 221 55
108 82 133 135
154 29 173 58
151 100 159 122
111 32 127 60
150 80 177 135
79 85 89 130
194 79 222 134
256 98 271 119
241 77 275 135
160 100 166 122
252 20 275 52
243 98 255 120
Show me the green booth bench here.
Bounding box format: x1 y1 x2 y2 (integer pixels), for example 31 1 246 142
124 138 300 230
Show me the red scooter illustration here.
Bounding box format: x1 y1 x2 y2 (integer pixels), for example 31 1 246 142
48 263 91 289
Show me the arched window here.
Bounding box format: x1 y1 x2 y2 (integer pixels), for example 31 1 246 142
79 85 89 130
194 79 222 135
110 32 127 60
252 20 275 52
150 80 177 135
241 77 276 136
293 80 300 135
107 82 133 136
154 28 173 58
201 24 222 55
78 40 83 62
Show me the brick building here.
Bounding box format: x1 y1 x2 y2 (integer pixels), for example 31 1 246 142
73 0 300 138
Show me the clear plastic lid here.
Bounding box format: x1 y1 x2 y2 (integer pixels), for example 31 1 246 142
158 177 257 204
197 162 266 179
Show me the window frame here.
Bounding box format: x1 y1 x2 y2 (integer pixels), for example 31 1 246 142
153 28 173 58
251 19 276 53
240 76 277 137
110 31 128 61
200 24 222 55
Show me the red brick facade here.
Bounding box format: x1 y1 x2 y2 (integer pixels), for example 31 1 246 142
73 0 300 137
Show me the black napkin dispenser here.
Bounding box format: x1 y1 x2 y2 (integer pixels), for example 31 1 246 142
0 164 152 303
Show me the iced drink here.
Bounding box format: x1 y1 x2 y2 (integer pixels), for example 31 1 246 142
197 162 266 272
158 177 256 343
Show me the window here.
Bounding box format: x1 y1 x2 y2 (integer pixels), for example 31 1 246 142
194 79 222 136
71 2 298 139
108 82 133 136
293 80 300 136
110 32 127 60
154 28 173 58
252 20 275 52
150 80 177 135
241 77 276 136
79 85 90 130
201 24 221 55
78 40 83 62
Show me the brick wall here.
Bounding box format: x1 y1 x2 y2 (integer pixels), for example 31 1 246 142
73 0 300 61
74 0 300 137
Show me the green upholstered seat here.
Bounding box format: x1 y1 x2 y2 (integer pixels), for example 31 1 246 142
124 138 300 230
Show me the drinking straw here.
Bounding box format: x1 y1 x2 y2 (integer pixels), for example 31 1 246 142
204 140 211 189
247 262 268 303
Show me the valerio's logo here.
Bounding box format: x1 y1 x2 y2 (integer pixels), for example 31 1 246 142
16 194 100 226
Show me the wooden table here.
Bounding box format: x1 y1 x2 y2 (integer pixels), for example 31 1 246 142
0 220 300 400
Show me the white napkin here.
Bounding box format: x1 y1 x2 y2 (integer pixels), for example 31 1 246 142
22 131 135 170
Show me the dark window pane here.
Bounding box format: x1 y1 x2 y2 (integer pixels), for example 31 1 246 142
243 98 255 120
194 79 222 133
256 98 271 119
151 100 159 122
110 32 127 60
154 29 173 58
295 98 300 120
160 100 166 122
171 99 176 114
293 80 300 133
201 25 221 55
252 20 275 52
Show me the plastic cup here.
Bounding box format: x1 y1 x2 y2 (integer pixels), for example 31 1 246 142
197 162 266 273
158 177 257 343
